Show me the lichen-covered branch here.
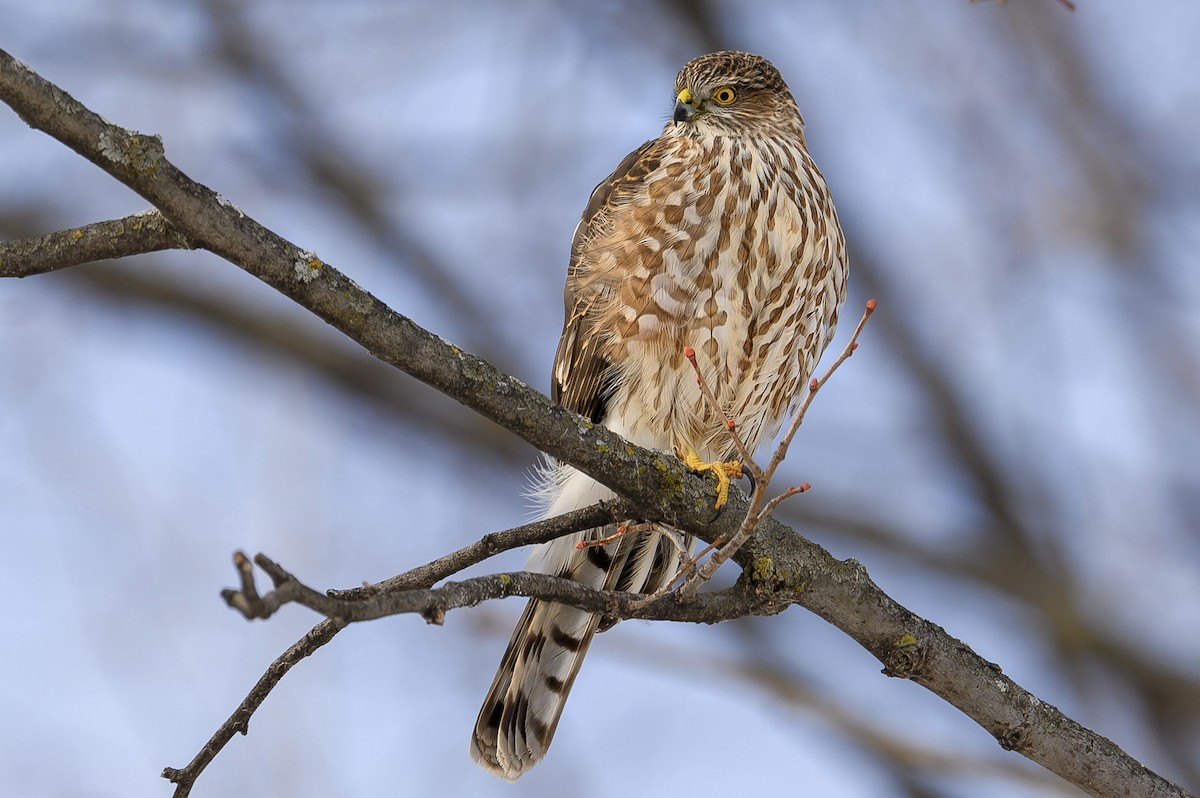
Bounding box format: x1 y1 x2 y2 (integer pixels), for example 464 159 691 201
232 551 769 627
0 208 191 276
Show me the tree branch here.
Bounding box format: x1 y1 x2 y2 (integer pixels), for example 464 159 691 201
164 503 630 797
0 208 192 276
335 501 630 599
160 616 346 797
236 552 768 627
221 503 769 630
0 49 1188 798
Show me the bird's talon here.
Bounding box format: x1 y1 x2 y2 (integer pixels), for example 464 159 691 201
677 446 744 510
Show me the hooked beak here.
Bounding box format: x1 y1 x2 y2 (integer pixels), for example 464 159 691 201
673 88 699 123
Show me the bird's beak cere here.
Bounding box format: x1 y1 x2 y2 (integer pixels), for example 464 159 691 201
674 87 700 123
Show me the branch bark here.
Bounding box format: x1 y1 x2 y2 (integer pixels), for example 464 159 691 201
238 552 767 627
0 48 1189 798
0 208 191 275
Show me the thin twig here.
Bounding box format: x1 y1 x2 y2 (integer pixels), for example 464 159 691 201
762 299 877 488
575 520 647 550
680 299 876 593
683 345 761 480
161 617 346 797
335 501 627 598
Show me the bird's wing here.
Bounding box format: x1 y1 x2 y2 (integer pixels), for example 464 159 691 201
551 138 665 422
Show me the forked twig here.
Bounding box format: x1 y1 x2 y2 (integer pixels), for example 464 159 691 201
678 299 876 593
761 298 877 488
682 346 763 482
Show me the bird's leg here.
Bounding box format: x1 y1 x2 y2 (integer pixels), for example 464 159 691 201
675 444 744 509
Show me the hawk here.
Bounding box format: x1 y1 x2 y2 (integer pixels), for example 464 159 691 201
470 50 848 779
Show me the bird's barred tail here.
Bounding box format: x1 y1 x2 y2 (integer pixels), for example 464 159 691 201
471 460 694 779
471 508 623 780
469 596 600 779
471 511 691 778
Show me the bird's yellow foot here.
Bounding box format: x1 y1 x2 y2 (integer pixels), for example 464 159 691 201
676 445 744 509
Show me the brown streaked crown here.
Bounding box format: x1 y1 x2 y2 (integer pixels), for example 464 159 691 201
674 50 790 97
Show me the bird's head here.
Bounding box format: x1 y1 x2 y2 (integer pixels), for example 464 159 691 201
670 50 803 137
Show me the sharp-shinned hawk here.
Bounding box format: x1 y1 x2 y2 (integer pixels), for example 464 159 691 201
471 50 849 779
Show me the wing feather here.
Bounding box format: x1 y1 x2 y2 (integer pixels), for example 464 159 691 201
551 139 664 421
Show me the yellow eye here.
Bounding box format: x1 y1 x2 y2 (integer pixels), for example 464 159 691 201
712 86 736 106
